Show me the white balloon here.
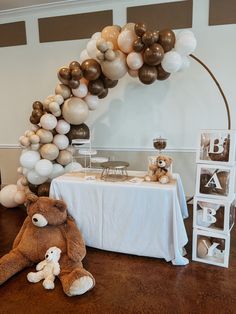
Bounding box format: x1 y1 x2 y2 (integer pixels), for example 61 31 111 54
27 170 48 185
175 34 197 55
161 51 182 73
79 49 90 63
55 119 71 135
126 52 143 70
84 94 99 111
0 185 18 208
14 190 26 205
179 56 191 71
176 30 195 40
20 150 41 169
40 113 57 130
72 83 88 98
53 134 69 150
87 39 99 60
48 163 65 179
22 167 30 176
35 159 53 177
65 162 83 173
92 32 101 40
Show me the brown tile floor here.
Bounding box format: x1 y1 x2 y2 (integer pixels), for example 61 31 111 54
0 204 236 314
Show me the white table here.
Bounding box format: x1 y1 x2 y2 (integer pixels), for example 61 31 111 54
50 171 189 265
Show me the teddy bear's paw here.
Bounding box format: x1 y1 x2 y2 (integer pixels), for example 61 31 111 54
68 276 94 296
43 279 55 289
27 272 37 283
159 176 169 184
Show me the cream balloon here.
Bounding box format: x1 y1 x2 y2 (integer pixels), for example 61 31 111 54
53 134 69 150
0 185 18 208
117 30 137 54
128 69 138 77
31 143 40 151
56 150 73 166
20 150 41 169
175 34 197 56
126 52 143 70
62 97 89 125
92 32 101 40
72 83 88 98
48 163 65 179
49 101 60 113
55 119 70 135
29 134 40 144
35 159 53 177
40 113 57 131
40 143 59 161
121 22 135 32
27 170 48 185
14 190 26 205
20 136 30 147
84 94 99 111
101 50 128 80
86 39 100 60
36 129 53 144
55 84 71 99
54 94 64 105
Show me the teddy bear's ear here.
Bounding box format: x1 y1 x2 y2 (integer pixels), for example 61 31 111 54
25 193 38 207
54 200 67 212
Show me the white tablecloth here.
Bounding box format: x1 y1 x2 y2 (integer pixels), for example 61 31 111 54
50 171 189 265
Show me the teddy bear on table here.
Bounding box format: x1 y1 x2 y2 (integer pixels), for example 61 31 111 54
0 194 95 296
146 155 173 184
27 246 61 290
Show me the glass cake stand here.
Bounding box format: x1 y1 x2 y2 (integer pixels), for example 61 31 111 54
100 161 129 181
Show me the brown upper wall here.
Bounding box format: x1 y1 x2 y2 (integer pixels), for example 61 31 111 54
0 21 27 47
38 10 113 43
127 0 193 30
209 0 236 26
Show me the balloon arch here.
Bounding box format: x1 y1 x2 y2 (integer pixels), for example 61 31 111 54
0 22 198 208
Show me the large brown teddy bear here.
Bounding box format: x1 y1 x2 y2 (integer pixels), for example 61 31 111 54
0 195 95 296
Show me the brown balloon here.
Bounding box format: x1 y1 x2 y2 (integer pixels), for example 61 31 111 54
88 79 104 95
143 43 164 66
30 115 40 125
32 101 43 111
152 30 159 43
68 79 80 89
134 22 147 37
156 64 170 80
58 67 71 82
32 109 44 119
138 64 157 85
66 123 90 144
28 182 39 195
133 37 145 52
81 59 101 81
98 88 108 99
102 76 118 88
142 31 156 46
38 182 51 197
158 29 176 52
69 61 81 70
71 67 83 81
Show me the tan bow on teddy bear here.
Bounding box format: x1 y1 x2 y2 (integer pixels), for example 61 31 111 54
0 194 95 296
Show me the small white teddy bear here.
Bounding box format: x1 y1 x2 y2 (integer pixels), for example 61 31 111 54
27 246 61 289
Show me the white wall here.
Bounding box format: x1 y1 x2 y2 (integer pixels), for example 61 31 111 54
0 0 235 195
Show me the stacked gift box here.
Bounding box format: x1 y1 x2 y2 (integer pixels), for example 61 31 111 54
192 129 236 267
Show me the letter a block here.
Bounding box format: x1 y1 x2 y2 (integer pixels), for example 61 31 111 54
193 196 235 234
192 229 230 268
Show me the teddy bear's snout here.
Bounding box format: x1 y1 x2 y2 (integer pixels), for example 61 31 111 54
32 213 48 227
158 160 166 167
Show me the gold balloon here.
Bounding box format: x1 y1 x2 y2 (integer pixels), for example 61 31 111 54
101 25 120 50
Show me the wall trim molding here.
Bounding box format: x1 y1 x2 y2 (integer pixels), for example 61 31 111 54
0 144 197 153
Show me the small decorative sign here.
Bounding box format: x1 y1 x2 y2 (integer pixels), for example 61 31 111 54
193 196 235 234
195 164 235 199
196 130 236 166
192 229 230 268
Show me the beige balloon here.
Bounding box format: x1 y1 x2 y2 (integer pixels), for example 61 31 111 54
40 143 59 161
101 25 120 50
36 129 53 144
62 97 89 125
101 50 128 80
121 22 135 32
29 134 40 144
55 84 71 99
56 150 72 166
117 30 137 54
